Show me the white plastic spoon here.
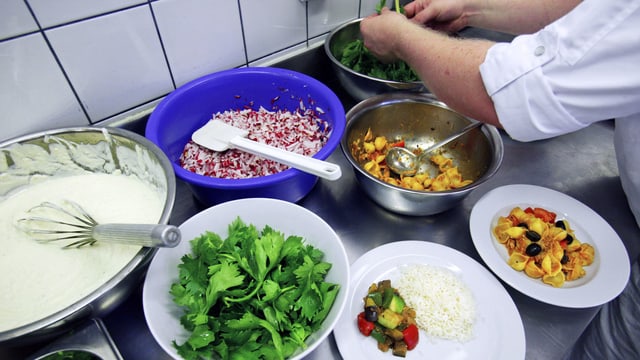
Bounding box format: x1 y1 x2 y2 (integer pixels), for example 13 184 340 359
192 120 342 181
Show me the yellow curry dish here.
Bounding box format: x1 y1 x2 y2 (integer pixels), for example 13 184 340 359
493 206 595 287
350 128 473 191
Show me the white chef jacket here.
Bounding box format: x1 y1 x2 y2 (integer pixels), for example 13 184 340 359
479 0 640 227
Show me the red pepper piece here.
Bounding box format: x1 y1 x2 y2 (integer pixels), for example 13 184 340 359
357 312 375 336
390 140 405 148
533 207 556 223
402 324 419 350
525 207 557 223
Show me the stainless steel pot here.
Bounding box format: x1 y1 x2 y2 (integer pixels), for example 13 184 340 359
324 18 427 102
0 127 176 345
341 93 503 215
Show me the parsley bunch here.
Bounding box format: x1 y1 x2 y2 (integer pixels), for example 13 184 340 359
170 218 340 360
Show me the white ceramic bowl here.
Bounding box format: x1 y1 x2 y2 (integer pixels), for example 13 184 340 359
142 198 350 359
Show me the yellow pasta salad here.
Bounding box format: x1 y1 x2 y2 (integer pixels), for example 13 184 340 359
493 206 595 287
350 129 472 191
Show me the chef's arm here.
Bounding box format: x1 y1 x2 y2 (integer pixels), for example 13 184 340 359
404 0 582 35
361 10 500 127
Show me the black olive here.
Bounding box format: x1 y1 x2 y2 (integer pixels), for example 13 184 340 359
518 222 529 228
364 306 378 322
525 230 541 242
555 220 566 230
565 234 574 245
526 243 542 256
561 251 569 264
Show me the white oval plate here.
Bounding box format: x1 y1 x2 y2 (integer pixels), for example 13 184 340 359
334 241 525 360
470 184 630 308
142 198 350 360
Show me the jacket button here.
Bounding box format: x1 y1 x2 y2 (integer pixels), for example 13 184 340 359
534 46 545 56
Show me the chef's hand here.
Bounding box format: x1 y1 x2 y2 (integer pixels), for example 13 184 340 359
404 0 468 33
360 7 410 63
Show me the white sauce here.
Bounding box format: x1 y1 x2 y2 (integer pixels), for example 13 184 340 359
0 173 163 332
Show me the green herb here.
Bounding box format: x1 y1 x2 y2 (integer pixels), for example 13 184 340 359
376 0 405 14
339 39 419 82
342 1 417 83
170 217 340 360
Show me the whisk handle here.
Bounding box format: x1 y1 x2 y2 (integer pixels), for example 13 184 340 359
92 224 181 248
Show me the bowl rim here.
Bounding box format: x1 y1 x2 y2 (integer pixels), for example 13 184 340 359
341 92 504 195
0 126 176 343
145 67 346 189
324 18 423 87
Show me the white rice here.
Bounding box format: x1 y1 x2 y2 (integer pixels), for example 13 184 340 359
396 264 476 342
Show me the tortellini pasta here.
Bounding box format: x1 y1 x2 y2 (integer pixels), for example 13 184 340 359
493 206 595 287
350 129 473 192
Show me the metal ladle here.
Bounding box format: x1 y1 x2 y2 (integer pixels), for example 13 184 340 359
385 121 483 176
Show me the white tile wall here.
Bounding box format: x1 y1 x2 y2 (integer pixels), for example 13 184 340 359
0 0 361 142
360 0 383 17
309 0 359 38
151 0 245 87
239 0 307 61
28 0 146 28
0 0 38 39
45 6 173 122
0 34 87 141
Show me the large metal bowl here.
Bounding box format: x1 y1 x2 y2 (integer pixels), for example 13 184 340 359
0 127 176 345
341 93 503 215
324 18 426 102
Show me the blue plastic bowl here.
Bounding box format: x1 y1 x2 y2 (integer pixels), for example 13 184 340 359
145 67 346 206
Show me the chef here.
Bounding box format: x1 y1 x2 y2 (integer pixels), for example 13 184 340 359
360 0 640 358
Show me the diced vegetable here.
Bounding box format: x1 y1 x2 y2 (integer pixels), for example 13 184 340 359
365 306 379 322
402 324 419 350
392 341 408 357
367 291 383 306
382 286 395 308
357 279 419 356
388 294 405 313
378 308 403 329
358 312 375 336
371 328 386 344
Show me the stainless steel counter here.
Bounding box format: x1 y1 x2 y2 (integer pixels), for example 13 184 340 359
102 117 638 360
6 43 639 360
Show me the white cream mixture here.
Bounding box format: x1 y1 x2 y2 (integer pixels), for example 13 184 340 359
0 173 163 332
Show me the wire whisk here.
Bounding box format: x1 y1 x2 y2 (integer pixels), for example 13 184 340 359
17 200 181 249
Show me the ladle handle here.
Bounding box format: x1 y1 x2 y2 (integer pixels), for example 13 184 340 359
421 121 484 156
92 224 181 248
230 137 342 181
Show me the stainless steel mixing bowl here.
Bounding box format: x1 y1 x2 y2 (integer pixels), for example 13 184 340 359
341 93 503 215
324 18 427 102
0 127 176 345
